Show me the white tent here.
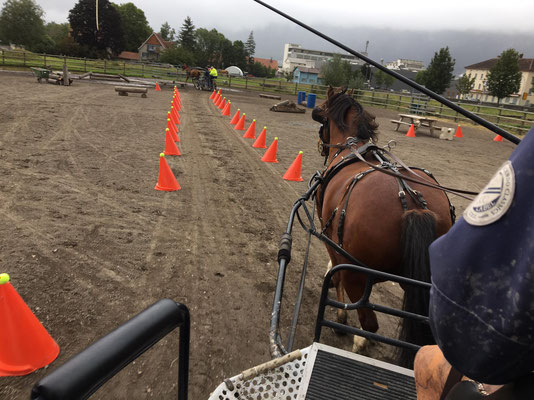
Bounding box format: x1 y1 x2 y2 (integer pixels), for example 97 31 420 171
225 66 244 77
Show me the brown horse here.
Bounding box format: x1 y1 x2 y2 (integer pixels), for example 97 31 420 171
312 87 454 366
181 64 202 82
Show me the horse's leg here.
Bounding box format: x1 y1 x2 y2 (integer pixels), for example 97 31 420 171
325 259 348 326
342 272 378 353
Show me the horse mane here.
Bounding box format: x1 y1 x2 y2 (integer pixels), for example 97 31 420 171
326 90 379 143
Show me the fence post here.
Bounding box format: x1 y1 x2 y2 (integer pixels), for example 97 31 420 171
496 106 502 125
294 82 298 95
385 93 389 110
521 112 527 130
245 76 248 89
1 50 4 65
371 90 375 105
262 78 266 89
142 63 145 77
104 60 107 73
123 62 126 75
43 54 46 67
439 102 444 116
63 55 67 66
228 74 231 87
23 52 26 66
84 58 87 72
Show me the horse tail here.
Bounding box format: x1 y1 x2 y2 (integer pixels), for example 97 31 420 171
398 209 437 367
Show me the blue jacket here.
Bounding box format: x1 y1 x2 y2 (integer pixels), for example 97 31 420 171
429 127 534 385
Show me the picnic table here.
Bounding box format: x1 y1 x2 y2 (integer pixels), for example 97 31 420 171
390 113 442 137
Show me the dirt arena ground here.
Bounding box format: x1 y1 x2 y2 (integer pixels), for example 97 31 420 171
0 71 517 399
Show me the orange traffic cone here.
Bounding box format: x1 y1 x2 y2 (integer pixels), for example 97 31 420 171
454 126 463 138
215 96 224 108
243 119 256 139
171 106 180 123
253 127 267 148
164 129 181 156
210 90 216 99
261 137 279 163
166 127 179 142
230 109 240 125
212 92 220 104
0 273 60 376
222 101 231 116
283 151 304 182
493 135 503 142
155 82 161 91
155 153 181 191
218 97 227 110
234 113 246 131
405 124 416 137
166 118 178 136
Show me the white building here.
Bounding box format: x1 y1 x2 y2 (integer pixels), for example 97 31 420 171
464 57 534 106
385 59 425 72
282 43 367 72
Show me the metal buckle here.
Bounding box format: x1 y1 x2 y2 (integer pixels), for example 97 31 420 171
398 190 406 197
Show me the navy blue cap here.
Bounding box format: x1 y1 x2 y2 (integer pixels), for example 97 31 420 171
429 127 534 384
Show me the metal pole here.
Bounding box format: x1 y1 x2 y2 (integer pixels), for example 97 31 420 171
252 0 520 145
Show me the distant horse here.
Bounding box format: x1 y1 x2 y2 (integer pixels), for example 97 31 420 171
312 87 454 366
182 65 202 82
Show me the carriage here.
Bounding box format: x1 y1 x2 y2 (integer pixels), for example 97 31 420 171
24 1 526 399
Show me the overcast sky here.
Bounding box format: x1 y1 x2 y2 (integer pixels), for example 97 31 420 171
34 0 534 72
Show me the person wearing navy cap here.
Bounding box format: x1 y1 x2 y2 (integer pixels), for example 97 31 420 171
414 127 534 399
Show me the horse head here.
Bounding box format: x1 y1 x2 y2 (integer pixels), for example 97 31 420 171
313 86 379 158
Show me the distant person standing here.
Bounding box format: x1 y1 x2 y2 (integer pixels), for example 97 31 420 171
209 66 218 90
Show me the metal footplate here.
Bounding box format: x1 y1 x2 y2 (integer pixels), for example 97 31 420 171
298 343 416 400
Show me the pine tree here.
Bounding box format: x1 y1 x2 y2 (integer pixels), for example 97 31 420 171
424 47 455 94
160 22 175 41
178 16 196 51
487 49 522 104
244 31 255 64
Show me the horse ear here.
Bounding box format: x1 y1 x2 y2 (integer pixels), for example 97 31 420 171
327 86 335 98
341 86 347 94
348 88 354 96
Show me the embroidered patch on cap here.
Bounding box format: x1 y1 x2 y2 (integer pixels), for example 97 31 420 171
464 160 515 226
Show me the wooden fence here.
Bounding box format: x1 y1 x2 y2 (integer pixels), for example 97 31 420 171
2 49 532 135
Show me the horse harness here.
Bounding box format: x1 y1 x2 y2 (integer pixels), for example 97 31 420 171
313 137 457 248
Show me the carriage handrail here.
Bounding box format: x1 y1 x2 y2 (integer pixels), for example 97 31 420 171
270 177 375 358
31 299 190 400
253 0 520 145
315 264 432 351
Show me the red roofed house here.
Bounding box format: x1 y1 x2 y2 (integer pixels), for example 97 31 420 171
138 33 174 62
464 56 534 106
253 57 279 71
118 51 139 61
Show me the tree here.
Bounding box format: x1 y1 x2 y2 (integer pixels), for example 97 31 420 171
322 54 354 87
374 69 385 88
383 73 395 90
115 2 151 52
224 40 247 69
159 21 175 41
45 22 69 44
244 31 255 63
415 69 428 86
283 70 294 82
0 0 46 51
178 16 195 52
423 47 455 94
160 44 195 66
195 28 226 67
486 49 522 104
69 0 125 57
456 74 475 97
